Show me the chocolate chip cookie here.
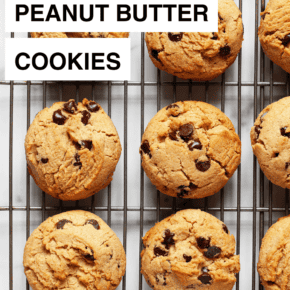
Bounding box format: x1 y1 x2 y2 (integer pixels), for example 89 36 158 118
258 0 290 74
140 101 241 199
30 32 129 38
23 210 126 290
25 98 121 200
145 0 243 81
141 209 240 290
250 96 290 189
258 214 290 289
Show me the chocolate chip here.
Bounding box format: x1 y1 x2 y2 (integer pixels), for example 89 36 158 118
266 281 275 286
177 189 189 198
161 229 175 249
166 104 179 110
183 254 192 262
151 50 161 61
286 163 290 170
179 124 193 142
86 101 100 113
189 183 198 190
197 237 210 249
282 34 290 46
63 100 77 114
198 272 212 285
81 140 92 150
83 249 95 261
281 127 290 137
73 153 82 169
81 110 91 125
41 158 48 163
169 130 178 141
195 160 211 172
188 141 202 151
255 125 262 138
85 219 100 230
204 246 221 259
141 140 152 158
73 141 81 150
274 153 279 157
222 224 229 234
218 13 224 21
53 109 67 125
168 32 183 42
220 45 231 57
211 33 218 40
56 219 72 229
154 246 168 257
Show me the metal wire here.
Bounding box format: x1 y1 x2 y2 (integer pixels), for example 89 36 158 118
5 1 290 289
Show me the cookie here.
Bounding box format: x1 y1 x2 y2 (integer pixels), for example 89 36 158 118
257 214 290 289
23 210 126 290
141 209 240 290
30 32 129 38
258 0 290 74
140 101 241 199
250 96 290 189
145 0 243 81
25 98 121 200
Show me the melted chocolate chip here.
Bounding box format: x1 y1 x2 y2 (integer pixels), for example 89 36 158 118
218 13 224 21
197 237 210 249
222 224 229 234
168 32 183 42
188 141 202 151
204 246 221 259
41 158 48 164
211 33 218 40
177 188 188 198
63 100 77 114
281 127 290 137
189 183 198 190
83 249 95 261
53 109 67 125
141 140 152 158
255 125 262 138
282 34 290 46
198 272 212 285
81 110 91 125
169 131 178 141
151 50 161 61
56 219 72 229
220 45 231 57
85 219 100 230
73 153 82 169
286 163 290 170
195 160 211 172
183 254 192 262
179 124 193 142
266 281 275 286
86 101 100 113
161 229 175 249
166 104 179 110
154 246 168 257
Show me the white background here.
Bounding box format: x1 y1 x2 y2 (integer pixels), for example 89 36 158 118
5 0 218 32
5 38 131 81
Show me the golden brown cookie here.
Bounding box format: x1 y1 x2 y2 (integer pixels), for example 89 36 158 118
140 101 241 199
258 214 290 289
258 0 290 74
30 32 129 38
25 98 121 200
141 209 240 290
23 210 126 290
145 0 243 81
250 96 290 189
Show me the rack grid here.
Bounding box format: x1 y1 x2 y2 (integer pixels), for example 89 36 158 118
2 0 290 289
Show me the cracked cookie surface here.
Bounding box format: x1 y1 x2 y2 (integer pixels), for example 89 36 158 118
250 96 290 189
30 32 129 38
145 0 243 81
140 101 241 199
23 210 126 290
258 0 290 74
258 214 290 290
141 209 240 290
25 98 121 200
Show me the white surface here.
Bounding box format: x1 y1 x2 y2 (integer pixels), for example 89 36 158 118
0 0 289 289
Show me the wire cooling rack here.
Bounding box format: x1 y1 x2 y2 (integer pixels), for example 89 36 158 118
1 0 290 289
